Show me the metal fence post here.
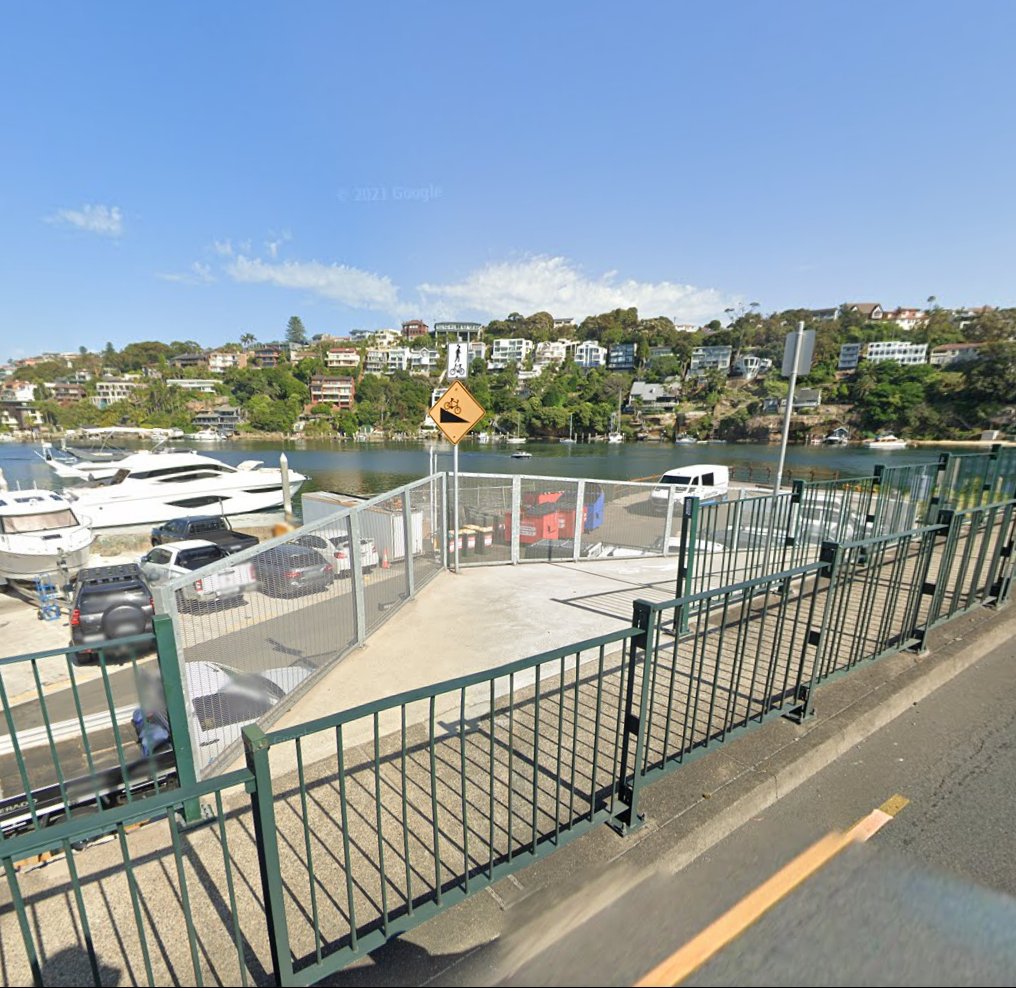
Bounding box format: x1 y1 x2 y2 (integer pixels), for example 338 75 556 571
440 472 449 570
661 486 676 557
151 612 201 822
929 452 951 520
573 479 585 562
786 480 804 568
511 476 521 565
243 725 294 986
403 488 416 598
985 443 1003 504
612 599 655 834
676 496 699 601
348 512 367 645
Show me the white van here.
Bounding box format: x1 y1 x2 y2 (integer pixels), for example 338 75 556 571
650 464 730 513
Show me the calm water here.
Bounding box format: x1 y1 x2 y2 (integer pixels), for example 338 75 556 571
0 437 961 513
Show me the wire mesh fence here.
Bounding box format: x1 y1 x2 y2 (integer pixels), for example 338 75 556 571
157 476 445 778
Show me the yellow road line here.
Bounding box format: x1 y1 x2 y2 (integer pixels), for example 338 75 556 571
634 797 907 987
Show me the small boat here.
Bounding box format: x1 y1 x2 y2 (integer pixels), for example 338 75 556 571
864 434 908 450
189 429 224 442
560 413 577 444
475 432 491 445
0 488 94 582
674 434 698 445
607 393 624 443
511 450 533 459
507 414 527 445
823 428 850 446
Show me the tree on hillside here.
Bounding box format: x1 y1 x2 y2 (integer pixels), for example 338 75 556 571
240 332 256 349
286 316 307 344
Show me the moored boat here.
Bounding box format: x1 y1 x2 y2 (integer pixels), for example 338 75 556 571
0 489 94 582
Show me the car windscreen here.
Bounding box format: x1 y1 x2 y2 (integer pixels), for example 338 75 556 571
79 586 145 612
1 509 79 533
658 475 694 486
178 547 224 570
190 519 224 533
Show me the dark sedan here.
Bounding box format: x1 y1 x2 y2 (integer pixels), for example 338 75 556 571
252 544 333 597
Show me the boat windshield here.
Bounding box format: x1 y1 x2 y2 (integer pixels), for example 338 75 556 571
1 509 79 533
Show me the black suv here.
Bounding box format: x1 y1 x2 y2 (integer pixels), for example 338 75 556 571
150 515 260 554
70 564 156 664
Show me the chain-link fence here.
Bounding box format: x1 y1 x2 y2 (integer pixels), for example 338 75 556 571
155 476 445 777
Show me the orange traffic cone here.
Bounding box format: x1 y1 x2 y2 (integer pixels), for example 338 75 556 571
381 547 390 569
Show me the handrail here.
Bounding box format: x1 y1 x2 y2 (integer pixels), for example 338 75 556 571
264 625 639 744
0 767 254 860
643 560 826 615
0 632 155 667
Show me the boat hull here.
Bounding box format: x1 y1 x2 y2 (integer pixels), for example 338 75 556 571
0 541 93 582
68 476 305 528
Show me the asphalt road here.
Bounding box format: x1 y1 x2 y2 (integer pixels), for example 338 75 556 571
474 621 1016 986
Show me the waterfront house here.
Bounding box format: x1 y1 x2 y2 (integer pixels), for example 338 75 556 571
929 342 984 368
309 375 355 409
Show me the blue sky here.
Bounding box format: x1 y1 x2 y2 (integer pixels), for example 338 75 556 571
2 1 1014 354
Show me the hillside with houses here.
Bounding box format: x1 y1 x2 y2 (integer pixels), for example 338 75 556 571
2 303 1013 444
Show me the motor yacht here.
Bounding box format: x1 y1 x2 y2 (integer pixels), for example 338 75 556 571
0 489 94 583
60 449 306 528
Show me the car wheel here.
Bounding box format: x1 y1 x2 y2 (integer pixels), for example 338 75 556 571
101 604 147 643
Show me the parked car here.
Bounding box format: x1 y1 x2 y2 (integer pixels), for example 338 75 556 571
293 532 380 576
132 659 315 769
140 539 257 609
150 515 260 554
252 544 334 597
70 564 155 664
650 464 730 514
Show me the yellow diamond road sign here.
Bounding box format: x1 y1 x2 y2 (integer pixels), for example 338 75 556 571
428 380 485 445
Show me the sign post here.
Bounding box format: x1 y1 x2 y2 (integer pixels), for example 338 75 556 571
774 322 814 497
763 320 813 577
427 380 486 573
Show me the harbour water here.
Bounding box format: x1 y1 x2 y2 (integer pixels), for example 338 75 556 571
0 438 965 517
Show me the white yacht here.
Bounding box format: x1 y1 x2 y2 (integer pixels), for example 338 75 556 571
60 450 306 528
189 429 225 442
0 489 94 582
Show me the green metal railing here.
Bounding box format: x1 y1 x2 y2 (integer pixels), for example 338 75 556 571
2 450 1014 986
1 767 259 986
241 626 641 984
0 635 171 840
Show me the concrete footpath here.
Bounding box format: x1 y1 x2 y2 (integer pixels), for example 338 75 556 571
0 584 1011 985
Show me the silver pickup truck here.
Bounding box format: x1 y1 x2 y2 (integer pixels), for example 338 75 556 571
140 539 257 609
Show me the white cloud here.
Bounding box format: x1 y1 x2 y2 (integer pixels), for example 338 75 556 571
226 255 400 310
157 261 216 285
47 203 124 237
211 239 234 257
417 255 733 323
264 231 292 259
